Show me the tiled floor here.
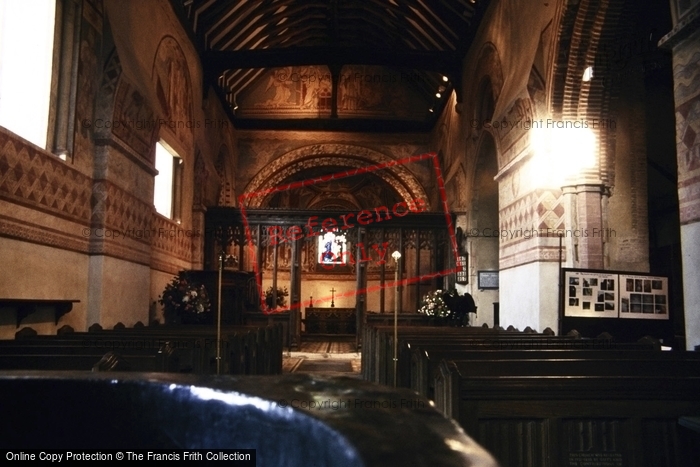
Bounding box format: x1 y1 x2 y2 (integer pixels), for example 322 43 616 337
283 339 361 377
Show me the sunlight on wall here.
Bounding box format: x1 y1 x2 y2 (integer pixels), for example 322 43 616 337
0 0 55 149
154 141 177 218
529 125 597 188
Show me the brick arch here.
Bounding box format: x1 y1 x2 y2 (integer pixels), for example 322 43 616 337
467 42 505 170
471 42 505 106
241 144 429 209
549 0 627 186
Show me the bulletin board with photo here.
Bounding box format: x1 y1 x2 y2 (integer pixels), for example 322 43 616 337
563 270 618 318
619 274 669 320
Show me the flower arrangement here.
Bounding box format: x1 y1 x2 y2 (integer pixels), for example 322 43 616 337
418 289 454 317
159 272 211 324
264 286 289 310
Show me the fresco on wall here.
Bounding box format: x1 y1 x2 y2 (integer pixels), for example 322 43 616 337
236 65 428 120
152 36 193 150
112 81 156 160
74 35 98 163
262 166 401 210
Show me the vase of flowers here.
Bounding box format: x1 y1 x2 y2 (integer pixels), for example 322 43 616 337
264 286 289 311
418 289 457 324
159 272 212 324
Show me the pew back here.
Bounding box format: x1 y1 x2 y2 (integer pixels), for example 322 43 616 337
434 358 700 467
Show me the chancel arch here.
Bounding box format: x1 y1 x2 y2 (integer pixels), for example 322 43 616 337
207 148 454 348
240 144 429 209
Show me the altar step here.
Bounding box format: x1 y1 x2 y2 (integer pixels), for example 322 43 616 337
283 340 361 377
283 356 361 377
297 339 356 354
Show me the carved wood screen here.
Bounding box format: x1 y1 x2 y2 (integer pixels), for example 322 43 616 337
205 207 456 343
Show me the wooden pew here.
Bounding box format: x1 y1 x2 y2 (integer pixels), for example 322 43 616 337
403 339 660 396
362 324 514 384
0 331 185 372
366 326 589 386
89 324 283 375
434 358 700 467
0 346 170 372
11 329 214 373
80 323 283 374
0 323 283 375
362 322 659 387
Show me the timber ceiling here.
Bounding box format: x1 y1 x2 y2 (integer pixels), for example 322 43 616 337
173 0 489 131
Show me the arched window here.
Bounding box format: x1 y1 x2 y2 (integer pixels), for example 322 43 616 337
0 0 83 160
154 139 183 221
0 0 55 148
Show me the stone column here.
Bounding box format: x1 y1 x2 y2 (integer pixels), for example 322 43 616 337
574 184 605 269
191 206 206 270
660 5 700 349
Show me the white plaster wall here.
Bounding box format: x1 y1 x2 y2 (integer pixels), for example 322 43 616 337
465 235 500 327
499 261 560 333
461 285 499 328
0 238 89 338
87 255 150 329
298 278 357 310
682 222 700 350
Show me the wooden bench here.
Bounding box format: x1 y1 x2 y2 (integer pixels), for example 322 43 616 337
365 313 435 327
245 311 292 349
11 329 216 373
85 324 283 375
434 358 700 467
401 338 659 396
362 324 516 383
362 322 659 387
0 323 284 375
0 346 171 372
364 326 589 385
84 323 283 374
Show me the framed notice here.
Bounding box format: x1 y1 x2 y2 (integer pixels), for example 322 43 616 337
456 255 468 284
477 271 499 289
564 270 618 318
619 274 669 320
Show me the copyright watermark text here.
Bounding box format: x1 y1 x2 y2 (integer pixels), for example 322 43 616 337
81 227 201 239
467 227 617 240
470 118 617 131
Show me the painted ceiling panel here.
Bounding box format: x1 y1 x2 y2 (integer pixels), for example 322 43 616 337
175 0 489 131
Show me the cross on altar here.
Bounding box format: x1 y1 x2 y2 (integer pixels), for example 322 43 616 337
330 287 336 308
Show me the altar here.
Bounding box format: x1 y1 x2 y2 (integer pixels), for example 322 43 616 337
303 307 356 335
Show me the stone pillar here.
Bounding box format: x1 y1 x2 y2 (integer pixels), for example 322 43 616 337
573 184 605 269
659 5 700 349
561 186 577 268
191 206 206 270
